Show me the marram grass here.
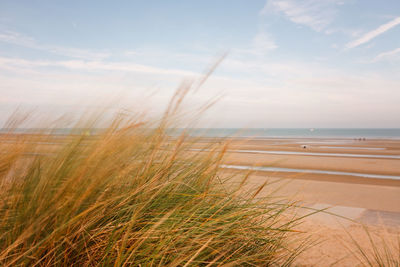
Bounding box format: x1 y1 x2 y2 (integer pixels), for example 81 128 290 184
0 112 308 266
0 80 315 266
346 225 400 267
2 96 397 266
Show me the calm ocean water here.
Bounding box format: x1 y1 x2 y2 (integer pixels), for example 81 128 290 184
171 128 400 139
3 128 400 139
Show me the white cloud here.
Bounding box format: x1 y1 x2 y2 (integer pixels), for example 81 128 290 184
0 30 35 46
233 31 277 57
262 0 343 32
372 47 400 62
325 27 362 37
252 32 278 54
0 30 109 60
0 56 196 77
1 53 400 127
346 17 400 49
124 50 140 56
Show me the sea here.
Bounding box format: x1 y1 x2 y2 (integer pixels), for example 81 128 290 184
170 128 400 139
3 128 400 139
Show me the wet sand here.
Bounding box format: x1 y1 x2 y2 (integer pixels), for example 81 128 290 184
187 138 400 212
213 137 400 212
220 138 400 175
215 137 400 266
191 137 399 180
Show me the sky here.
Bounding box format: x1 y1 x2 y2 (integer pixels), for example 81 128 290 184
0 0 399 128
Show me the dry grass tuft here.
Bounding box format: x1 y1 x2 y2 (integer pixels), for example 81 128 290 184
0 78 309 266
346 225 400 267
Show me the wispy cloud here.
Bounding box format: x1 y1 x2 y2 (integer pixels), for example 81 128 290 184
0 56 196 77
0 30 35 46
124 50 140 57
0 30 110 60
262 0 343 32
235 31 277 56
252 32 278 54
372 47 400 62
346 17 400 49
1 55 400 127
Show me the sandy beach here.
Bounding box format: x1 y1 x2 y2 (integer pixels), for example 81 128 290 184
212 137 400 266
3 134 400 211
215 138 400 210
2 134 399 265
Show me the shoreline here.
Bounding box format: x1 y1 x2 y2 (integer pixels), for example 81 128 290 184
213 137 400 215
222 167 400 187
2 134 400 214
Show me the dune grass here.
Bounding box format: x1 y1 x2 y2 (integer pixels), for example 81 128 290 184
0 85 311 266
346 225 400 267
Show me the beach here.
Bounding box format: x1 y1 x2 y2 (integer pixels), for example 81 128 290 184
3 134 400 212
2 134 399 265
212 137 400 266
216 137 400 210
